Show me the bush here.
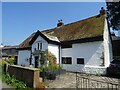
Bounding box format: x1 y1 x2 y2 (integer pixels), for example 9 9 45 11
48 64 62 72
46 51 57 65
6 58 16 65
1 60 28 89
1 59 7 74
2 73 27 89
39 65 48 72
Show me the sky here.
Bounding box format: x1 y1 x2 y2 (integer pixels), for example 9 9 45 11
2 2 106 46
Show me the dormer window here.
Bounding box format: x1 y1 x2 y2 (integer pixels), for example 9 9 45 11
38 43 39 50
34 48 36 51
37 42 42 50
40 42 42 50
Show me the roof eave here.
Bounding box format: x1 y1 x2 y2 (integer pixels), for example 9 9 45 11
61 35 103 45
17 47 31 50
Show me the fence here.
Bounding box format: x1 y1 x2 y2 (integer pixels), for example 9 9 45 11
76 72 119 89
7 65 46 88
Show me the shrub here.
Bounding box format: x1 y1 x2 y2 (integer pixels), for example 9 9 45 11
46 51 57 65
1 60 28 89
39 65 48 72
1 59 7 74
39 51 46 65
2 73 27 89
39 64 63 72
39 51 63 73
6 57 15 65
48 64 62 72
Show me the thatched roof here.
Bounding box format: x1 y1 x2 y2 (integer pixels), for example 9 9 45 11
42 15 105 42
19 15 105 49
19 32 36 49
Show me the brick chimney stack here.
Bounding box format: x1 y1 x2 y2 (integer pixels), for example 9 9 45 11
57 19 64 27
100 7 106 16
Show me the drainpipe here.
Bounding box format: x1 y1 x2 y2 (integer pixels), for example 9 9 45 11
59 44 61 75
30 48 32 66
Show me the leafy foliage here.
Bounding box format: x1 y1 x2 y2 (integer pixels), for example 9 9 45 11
106 2 120 30
2 73 27 89
39 51 62 72
6 57 16 65
46 51 57 65
1 59 7 74
39 51 46 65
1 60 28 89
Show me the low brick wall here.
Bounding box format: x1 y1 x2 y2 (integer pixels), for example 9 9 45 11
7 65 46 88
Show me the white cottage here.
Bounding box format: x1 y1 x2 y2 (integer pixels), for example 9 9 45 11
18 13 112 74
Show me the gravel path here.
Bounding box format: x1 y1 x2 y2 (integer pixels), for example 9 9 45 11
45 72 76 88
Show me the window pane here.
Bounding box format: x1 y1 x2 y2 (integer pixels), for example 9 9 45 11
40 43 42 50
77 58 84 64
62 57 72 64
62 57 65 64
38 43 39 50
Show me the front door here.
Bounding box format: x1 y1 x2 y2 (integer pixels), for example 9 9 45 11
35 56 39 68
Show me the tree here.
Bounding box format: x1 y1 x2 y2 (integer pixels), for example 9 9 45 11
106 1 120 30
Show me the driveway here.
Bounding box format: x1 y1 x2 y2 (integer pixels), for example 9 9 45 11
45 72 120 88
45 72 76 88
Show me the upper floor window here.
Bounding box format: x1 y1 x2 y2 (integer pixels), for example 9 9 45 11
40 42 42 50
37 42 42 50
38 43 39 50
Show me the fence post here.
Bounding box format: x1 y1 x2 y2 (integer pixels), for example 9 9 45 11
3 63 7 74
42 68 45 82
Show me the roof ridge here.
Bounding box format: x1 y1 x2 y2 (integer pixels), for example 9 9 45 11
63 14 99 26
41 14 99 32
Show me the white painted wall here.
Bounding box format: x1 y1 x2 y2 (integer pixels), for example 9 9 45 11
31 35 48 67
61 18 113 75
18 50 31 67
61 41 106 74
32 35 48 52
114 30 120 37
48 44 59 64
103 18 113 67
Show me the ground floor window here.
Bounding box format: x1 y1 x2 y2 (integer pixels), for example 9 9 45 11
62 57 72 64
77 58 84 64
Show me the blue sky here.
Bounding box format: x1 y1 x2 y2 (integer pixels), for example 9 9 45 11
2 2 106 45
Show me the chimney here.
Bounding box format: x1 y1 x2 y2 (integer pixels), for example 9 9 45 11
100 7 106 16
57 19 64 27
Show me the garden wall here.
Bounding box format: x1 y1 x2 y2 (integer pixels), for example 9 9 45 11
7 65 46 88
